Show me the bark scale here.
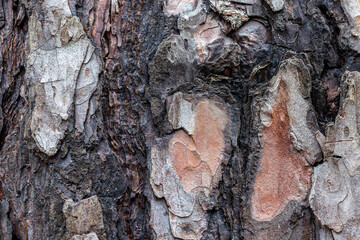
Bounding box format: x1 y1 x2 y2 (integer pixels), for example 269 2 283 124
0 0 359 239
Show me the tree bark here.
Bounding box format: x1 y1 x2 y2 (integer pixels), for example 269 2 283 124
0 0 359 239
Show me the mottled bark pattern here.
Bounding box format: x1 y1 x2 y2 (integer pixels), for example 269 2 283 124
1 0 360 239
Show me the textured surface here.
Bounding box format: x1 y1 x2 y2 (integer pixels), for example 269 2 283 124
150 93 234 239
71 232 99 240
251 58 318 222
27 2 101 155
1 0 360 239
310 71 360 239
63 196 105 239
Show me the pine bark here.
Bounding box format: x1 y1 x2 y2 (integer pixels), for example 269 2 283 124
0 0 359 239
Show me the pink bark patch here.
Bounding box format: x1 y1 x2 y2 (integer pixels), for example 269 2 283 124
194 18 223 63
251 82 313 221
163 0 198 16
169 100 228 193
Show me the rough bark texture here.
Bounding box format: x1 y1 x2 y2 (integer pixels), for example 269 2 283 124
1 0 360 239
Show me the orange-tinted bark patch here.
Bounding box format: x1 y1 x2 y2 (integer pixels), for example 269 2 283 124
251 81 312 221
354 15 360 26
85 68 90 77
169 100 228 193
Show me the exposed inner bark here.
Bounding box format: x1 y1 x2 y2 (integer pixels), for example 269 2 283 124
169 100 227 193
251 81 313 221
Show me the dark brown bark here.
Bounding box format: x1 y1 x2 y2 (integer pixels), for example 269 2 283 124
0 0 359 239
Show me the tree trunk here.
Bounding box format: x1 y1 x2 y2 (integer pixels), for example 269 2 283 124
0 0 359 239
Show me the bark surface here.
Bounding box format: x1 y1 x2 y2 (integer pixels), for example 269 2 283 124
1 0 360 239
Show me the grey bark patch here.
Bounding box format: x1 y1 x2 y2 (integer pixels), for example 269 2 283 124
26 0 101 156
71 232 99 240
310 71 360 239
264 0 284 11
63 196 105 239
